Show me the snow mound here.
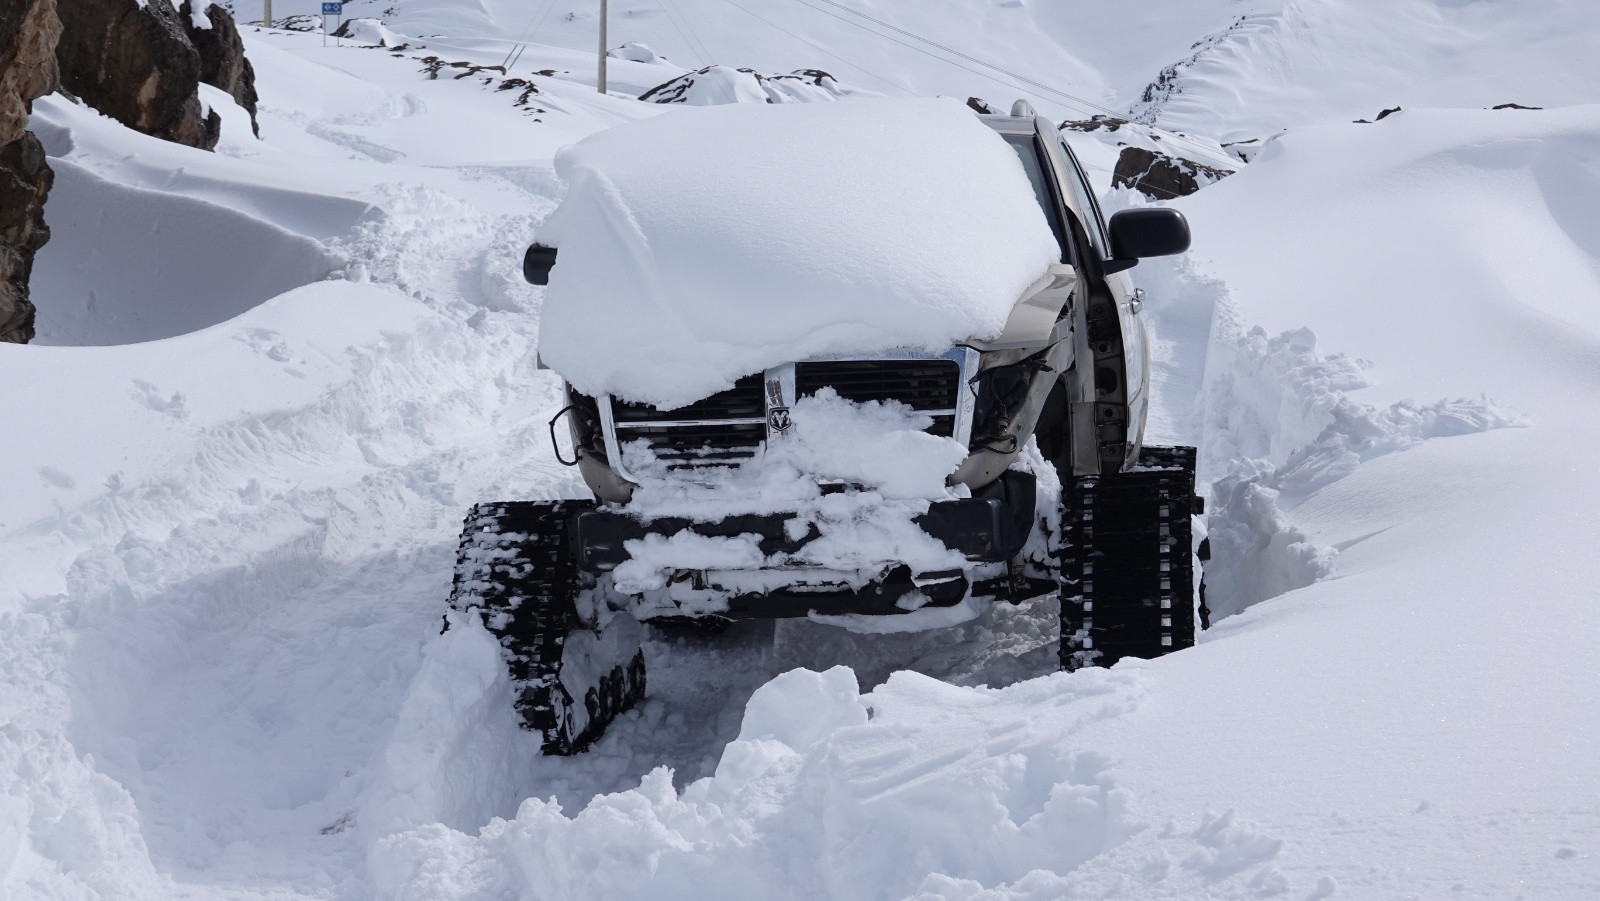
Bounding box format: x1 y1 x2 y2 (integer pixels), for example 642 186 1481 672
608 42 670 65
332 17 410 48
639 66 867 105
31 161 333 346
536 98 1059 408
369 665 1214 899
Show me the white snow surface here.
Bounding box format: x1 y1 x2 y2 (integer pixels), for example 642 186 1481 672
4 3 1600 900
535 97 1059 408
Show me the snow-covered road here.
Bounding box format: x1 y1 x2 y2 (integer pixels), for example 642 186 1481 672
4 4 1600 898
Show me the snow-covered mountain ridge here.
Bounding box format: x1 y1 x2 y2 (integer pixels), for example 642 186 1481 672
2 1 1599 898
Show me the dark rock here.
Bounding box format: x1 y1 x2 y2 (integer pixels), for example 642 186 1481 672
966 97 995 115
1061 115 1129 133
1492 103 1543 111
638 67 847 105
420 55 504 80
1354 106 1402 124
0 0 60 344
182 1 259 137
0 0 60 145
496 78 540 108
56 0 219 149
1112 146 1233 201
0 131 52 343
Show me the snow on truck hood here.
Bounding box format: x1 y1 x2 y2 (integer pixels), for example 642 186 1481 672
535 98 1060 409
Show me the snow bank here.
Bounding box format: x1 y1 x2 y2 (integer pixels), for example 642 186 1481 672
31 161 332 346
536 98 1059 408
608 42 670 65
371 665 1301 899
334 17 410 48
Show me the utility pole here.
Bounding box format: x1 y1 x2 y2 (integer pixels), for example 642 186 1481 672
597 0 608 94
263 0 272 28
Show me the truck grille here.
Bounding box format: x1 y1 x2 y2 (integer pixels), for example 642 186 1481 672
795 360 961 437
611 375 766 468
606 359 968 474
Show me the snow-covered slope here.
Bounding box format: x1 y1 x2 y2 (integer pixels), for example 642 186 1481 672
3 2 1600 898
237 1 1600 135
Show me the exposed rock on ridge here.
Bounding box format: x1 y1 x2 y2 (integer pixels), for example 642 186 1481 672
639 66 859 105
1113 145 1233 200
183 0 259 137
0 0 60 343
56 0 219 149
55 0 262 149
0 0 58 144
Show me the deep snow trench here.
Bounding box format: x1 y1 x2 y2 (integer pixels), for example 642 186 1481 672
4 7 1600 900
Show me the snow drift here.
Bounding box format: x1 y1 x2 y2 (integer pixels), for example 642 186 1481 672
535 97 1059 408
4 4 1600 900
30 161 332 345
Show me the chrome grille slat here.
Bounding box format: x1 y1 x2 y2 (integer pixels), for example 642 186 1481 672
601 355 975 480
795 360 962 413
611 375 765 423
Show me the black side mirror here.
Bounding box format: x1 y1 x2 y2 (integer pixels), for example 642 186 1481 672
1103 208 1191 274
523 243 558 285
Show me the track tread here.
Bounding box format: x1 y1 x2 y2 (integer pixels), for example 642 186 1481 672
448 500 645 755
1060 446 1200 671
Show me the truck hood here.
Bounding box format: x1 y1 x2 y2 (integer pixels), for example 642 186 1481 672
534 97 1060 410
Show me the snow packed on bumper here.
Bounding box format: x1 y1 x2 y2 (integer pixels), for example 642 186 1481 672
612 390 973 597
535 97 1060 409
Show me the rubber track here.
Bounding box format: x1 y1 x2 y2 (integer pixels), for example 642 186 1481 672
1060 446 1199 671
448 500 646 755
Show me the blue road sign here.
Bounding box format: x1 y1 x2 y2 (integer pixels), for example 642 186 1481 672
322 2 342 14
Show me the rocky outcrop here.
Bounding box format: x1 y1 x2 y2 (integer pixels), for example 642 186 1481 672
0 0 61 344
1353 106 1402 124
639 67 858 105
0 0 59 144
1112 146 1233 201
0 132 52 342
55 0 219 149
182 1 259 137
1061 115 1131 134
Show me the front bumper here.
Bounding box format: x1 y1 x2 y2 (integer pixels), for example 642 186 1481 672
575 470 1038 575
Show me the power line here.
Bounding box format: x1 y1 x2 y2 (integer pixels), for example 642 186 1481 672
500 0 556 68
785 0 1037 100
655 5 744 104
662 0 717 67
801 0 1238 165
658 1 706 65
711 0 914 96
785 0 1239 169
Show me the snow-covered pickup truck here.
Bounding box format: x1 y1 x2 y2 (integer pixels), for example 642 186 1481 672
448 98 1201 754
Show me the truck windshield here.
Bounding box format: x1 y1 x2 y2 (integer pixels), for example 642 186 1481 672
1004 134 1070 263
